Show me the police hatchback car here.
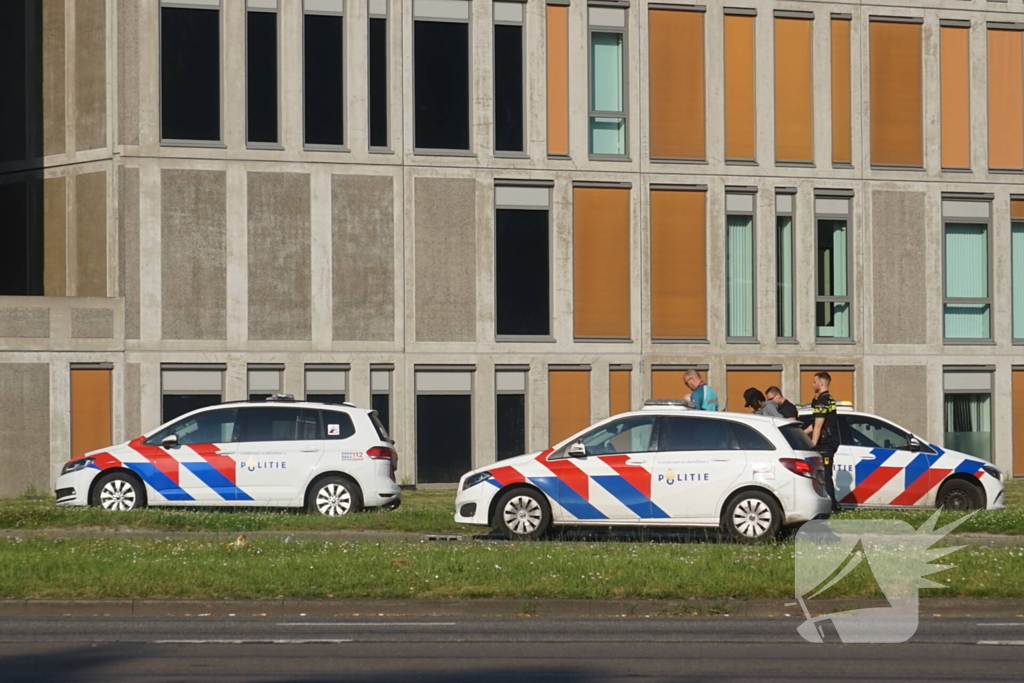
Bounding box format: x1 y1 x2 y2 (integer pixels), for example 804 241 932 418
55 396 400 515
797 405 1005 511
455 401 833 542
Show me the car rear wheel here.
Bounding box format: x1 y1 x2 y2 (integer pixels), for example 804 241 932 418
723 491 782 543
494 487 551 540
91 472 146 512
308 477 363 516
937 479 982 511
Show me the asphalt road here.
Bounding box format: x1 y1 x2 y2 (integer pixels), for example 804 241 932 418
1 616 1023 682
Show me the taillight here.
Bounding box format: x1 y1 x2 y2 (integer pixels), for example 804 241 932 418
368 446 398 481
779 458 815 478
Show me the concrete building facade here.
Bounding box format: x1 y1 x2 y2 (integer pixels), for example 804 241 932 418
2 0 1023 493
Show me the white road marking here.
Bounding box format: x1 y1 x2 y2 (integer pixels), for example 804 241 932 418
977 623 1024 626
155 639 354 644
977 641 1024 646
276 622 457 627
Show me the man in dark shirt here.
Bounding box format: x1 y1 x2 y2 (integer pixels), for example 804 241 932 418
804 373 841 512
765 386 798 420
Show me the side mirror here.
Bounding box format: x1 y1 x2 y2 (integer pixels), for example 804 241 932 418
161 434 179 449
908 437 921 453
567 440 587 457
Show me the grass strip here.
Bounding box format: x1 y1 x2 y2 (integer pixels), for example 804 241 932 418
0 481 1019 535
1 535 1022 600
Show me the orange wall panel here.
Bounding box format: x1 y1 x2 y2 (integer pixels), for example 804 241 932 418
549 369 590 445
800 369 855 405
988 29 1024 170
726 369 783 414
573 186 631 339
651 369 687 401
941 26 971 169
725 14 756 161
649 9 705 160
774 18 814 163
831 19 852 164
71 369 112 458
870 21 923 167
650 190 706 339
610 368 631 416
546 5 570 156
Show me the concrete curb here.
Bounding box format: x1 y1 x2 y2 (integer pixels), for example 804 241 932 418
2 598 1024 618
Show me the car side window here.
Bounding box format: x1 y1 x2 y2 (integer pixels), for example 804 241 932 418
241 408 322 442
659 417 739 452
145 408 240 446
321 410 357 440
578 417 657 456
731 422 775 451
842 415 910 450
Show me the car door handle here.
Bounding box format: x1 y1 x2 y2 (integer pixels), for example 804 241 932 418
624 459 646 466
300 447 319 453
856 454 875 460
711 457 730 461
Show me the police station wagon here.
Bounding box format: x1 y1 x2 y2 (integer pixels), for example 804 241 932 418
796 405 1005 511
55 396 401 516
455 401 833 542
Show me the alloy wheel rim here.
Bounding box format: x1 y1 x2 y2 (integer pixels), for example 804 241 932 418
100 480 137 512
503 495 542 535
733 498 772 537
316 483 352 516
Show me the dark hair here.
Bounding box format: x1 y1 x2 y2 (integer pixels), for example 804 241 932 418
765 385 783 397
743 387 766 409
814 372 832 384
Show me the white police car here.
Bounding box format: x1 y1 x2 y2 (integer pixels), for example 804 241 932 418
55 396 401 515
797 405 1005 511
455 401 833 542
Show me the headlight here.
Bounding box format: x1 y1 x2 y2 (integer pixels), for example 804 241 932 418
462 471 493 490
981 464 1002 481
61 457 94 475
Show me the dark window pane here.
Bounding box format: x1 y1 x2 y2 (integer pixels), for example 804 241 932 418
162 394 222 424
494 23 523 152
161 7 220 141
320 410 356 440
659 417 738 452
0 0 27 163
496 394 526 459
308 393 347 405
369 17 388 148
248 394 271 403
581 417 657 455
247 11 278 144
844 415 910 450
372 393 391 436
414 20 469 150
496 209 549 336
0 181 42 295
779 424 815 451
147 408 239 446
304 14 344 146
241 407 318 442
417 394 471 483
732 423 775 451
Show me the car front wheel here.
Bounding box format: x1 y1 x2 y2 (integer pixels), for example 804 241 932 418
308 477 363 516
91 472 146 512
493 487 552 540
723 491 782 543
937 479 982 511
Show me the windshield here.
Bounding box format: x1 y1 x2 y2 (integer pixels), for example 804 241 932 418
779 423 814 451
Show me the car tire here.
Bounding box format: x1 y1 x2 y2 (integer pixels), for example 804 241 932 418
90 472 147 512
493 487 552 540
723 490 783 543
936 478 983 511
307 476 363 516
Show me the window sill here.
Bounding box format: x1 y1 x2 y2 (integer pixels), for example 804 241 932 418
161 140 227 149
726 338 761 344
304 144 350 153
589 155 632 162
414 148 476 157
989 168 1024 175
369 147 394 155
832 162 854 170
942 167 973 173
247 142 284 151
870 164 925 171
815 338 856 345
776 338 800 345
573 337 633 343
725 159 758 167
943 339 997 346
776 160 815 168
496 335 556 343
649 157 708 165
652 338 709 344
495 151 529 159
547 154 571 161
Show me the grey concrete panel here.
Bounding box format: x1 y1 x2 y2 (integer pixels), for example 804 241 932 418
43 0 66 156
872 191 927 345
71 308 114 338
43 175 66 297
161 169 228 340
117 0 139 146
414 177 477 342
75 0 107 151
248 172 312 341
0 364 50 497
75 171 107 297
0 309 50 338
125 362 141 440
332 175 395 341
119 167 139 338
873 365 928 439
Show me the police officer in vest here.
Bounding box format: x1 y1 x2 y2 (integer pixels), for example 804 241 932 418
805 372 841 513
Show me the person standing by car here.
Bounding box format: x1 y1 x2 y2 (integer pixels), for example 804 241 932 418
683 369 719 411
805 372 841 512
765 386 798 419
743 387 782 417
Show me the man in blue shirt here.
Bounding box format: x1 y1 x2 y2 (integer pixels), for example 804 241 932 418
683 369 719 411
